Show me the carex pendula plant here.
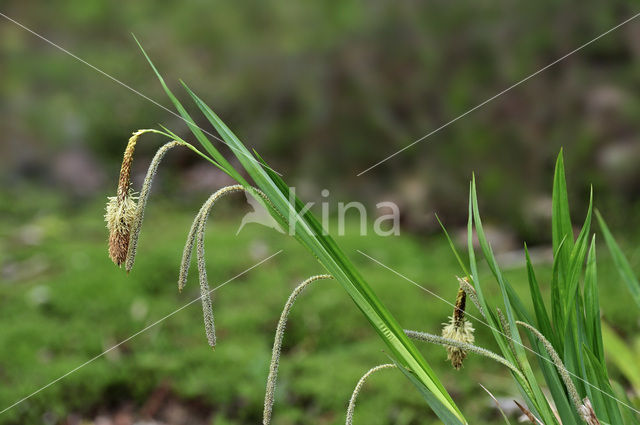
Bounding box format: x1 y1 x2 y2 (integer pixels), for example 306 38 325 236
347 152 640 424
425 151 639 424
105 38 639 423
104 39 468 424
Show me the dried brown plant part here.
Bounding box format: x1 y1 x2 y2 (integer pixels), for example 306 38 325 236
516 321 597 424
579 397 601 425
345 364 396 425
105 130 152 266
125 140 186 272
457 276 486 319
263 274 333 425
441 286 475 369
478 383 512 425
514 399 545 425
105 191 137 267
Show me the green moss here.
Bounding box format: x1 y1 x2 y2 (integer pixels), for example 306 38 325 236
0 201 635 424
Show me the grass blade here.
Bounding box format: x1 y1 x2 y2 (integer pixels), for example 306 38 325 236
601 323 640 391
391 358 465 425
435 213 470 279
469 178 559 425
552 149 574 278
595 210 640 309
479 384 513 425
134 36 245 184
583 236 604 362
562 187 592 323
583 348 625 425
524 244 555 343
163 76 467 422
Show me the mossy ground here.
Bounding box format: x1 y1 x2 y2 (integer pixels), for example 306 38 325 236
0 194 636 424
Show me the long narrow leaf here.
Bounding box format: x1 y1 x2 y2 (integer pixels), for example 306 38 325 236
170 78 466 422
524 244 555 344
562 187 592 322
552 150 574 278
601 323 640 391
596 211 640 309
470 179 558 425
135 37 245 184
583 236 604 361
435 214 470 279
583 348 625 425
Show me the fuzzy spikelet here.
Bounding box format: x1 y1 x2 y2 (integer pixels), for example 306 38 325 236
125 140 184 272
195 185 246 349
179 186 278 292
515 321 594 422
180 185 245 294
441 318 475 369
345 364 396 425
457 276 485 319
117 132 140 199
405 329 526 381
105 191 137 266
105 130 146 267
441 287 474 369
263 274 333 425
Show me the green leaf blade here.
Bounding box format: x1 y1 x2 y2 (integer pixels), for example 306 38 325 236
179 80 466 423
552 149 574 274
596 211 640 309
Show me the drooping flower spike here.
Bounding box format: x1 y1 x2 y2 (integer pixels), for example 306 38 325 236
345 329 529 425
105 130 185 268
195 185 246 349
125 140 186 272
178 186 278 292
404 329 525 381
263 274 333 425
177 185 282 349
516 321 600 424
345 364 396 425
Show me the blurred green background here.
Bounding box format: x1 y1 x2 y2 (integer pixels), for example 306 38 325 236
1 1 640 424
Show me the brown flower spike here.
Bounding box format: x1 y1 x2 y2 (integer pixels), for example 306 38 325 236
105 131 142 266
441 281 475 369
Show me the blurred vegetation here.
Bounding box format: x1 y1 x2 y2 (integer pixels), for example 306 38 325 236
0 192 638 424
2 1 640 423
3 0 640 239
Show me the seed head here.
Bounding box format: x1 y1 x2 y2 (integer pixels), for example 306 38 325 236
441 287 475 369
105 130 143 267
125 140 185 272
345 364 396 425
457 276 485 319
105 191 137 266
263 274 333 425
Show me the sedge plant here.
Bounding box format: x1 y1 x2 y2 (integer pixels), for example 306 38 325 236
428 151 640 424
104 39 640 424
103 40 468 424
347 152 640 424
